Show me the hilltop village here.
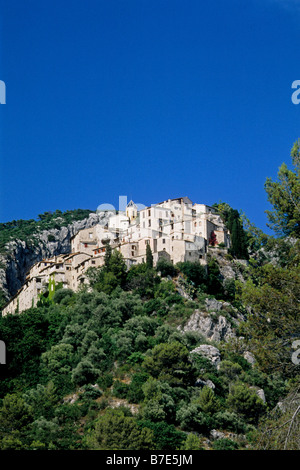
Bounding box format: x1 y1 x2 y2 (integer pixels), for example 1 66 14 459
2 197 230 316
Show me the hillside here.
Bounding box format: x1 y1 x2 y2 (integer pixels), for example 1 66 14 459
0 141 300 450
0 205 299 450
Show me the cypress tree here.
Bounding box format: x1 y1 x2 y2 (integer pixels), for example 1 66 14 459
104 241 112 269
146 244 153 269
227 209 248 259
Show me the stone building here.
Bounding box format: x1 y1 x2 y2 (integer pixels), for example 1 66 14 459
1 196 230 316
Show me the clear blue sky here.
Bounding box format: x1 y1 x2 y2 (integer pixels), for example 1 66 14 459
0 0 299 234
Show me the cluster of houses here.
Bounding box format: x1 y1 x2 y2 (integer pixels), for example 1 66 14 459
1 197 230 316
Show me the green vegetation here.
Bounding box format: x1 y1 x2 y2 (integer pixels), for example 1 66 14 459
265 139 300 237
0 243 297 449
213 203 249 259
0 208 93 251
0 141 299 450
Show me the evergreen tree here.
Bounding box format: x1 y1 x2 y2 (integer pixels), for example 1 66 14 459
213 203 248 259
104 241 112 268
227 210 249 259
146 244 153 269
84 408 154 450
265 139 300 237
207 258 224 298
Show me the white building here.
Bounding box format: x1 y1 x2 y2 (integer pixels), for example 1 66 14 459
1 197 230 316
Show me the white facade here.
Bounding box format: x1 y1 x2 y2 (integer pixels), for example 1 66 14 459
2 197 230 316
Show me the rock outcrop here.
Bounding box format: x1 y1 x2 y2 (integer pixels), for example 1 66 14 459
179 296 237 342
190 344 221 367
181 309 234 342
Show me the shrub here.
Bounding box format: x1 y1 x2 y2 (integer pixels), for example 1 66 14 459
112 380 129 399
82 385 102 401
227 383 266 424
212 438 239 450
156 259 178 278
127 373 149 403
52 288 74 305
97 373 114 390
84 409 154 450
194 386 220 414
143 341 197 387
138 420 186 450
176 262 207 289
212 410 247 434
71 360 101 387
181 433 204 450
176 403 211 433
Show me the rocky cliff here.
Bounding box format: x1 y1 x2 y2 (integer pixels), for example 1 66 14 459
0 212 108 302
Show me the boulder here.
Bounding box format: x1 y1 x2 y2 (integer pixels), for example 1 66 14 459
190 345 221 367
194 378 215 389
205 298 223 312
243 351 256 366
210 429 225 440
180 309 234 342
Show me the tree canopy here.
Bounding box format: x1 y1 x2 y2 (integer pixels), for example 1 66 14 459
265 140 300 238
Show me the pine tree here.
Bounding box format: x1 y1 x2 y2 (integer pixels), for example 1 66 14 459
265 139 300 237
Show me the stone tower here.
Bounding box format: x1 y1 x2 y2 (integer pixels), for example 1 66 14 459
126 200 138 224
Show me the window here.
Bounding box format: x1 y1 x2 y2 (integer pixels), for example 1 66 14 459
92 261 95 265
89 233 93 239
148 220 151 227
148 209 151 216
162 239 165 244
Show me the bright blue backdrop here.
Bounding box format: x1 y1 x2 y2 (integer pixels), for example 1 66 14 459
0 0 300 234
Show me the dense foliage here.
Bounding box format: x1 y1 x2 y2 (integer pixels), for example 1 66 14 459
0 246 296 450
